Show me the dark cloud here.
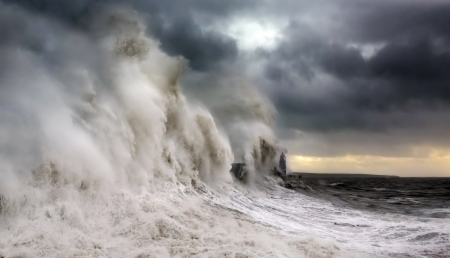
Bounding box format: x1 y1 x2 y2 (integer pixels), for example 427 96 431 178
2 0 450 159
368 38 450 81
343 0 450 42
149 14 237 71
1 0 244 71
262 1 450 137
315 44 366 79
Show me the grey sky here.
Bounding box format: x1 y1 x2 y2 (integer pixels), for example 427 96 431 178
2 0 450 173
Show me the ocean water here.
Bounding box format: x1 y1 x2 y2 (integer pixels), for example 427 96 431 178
0 5 449 258
295 177 450 218
254 177 450 257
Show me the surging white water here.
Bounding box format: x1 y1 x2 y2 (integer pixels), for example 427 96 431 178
209 181 450 258
0 6 364 258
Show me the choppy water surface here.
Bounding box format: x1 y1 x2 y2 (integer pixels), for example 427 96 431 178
296 177 450 218
211 178 450 258
0 3 448 257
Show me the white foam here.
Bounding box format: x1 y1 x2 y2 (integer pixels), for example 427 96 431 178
0 6 360 258
1 5 446 258
209 183 450 257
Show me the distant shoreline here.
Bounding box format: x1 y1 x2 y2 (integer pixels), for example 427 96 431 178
289 172 450 179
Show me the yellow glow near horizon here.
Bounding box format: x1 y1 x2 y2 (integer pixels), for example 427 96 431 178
289 152 450 177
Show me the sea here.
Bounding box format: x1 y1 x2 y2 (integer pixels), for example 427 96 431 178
0 5 449 258
297 177 450 218
298 177 450 256
209 176 450 258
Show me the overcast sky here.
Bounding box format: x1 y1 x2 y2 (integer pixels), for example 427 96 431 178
3 0 450 176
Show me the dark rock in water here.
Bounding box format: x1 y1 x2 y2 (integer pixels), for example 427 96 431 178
230 163 248 182
230 163 306 189
269 167 305 189
285 181 306 189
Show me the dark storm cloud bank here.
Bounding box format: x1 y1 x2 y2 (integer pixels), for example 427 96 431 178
3 0 450 159
263 1 450 135
1 0 246 71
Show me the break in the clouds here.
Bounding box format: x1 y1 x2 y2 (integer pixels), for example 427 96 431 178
2 0 450 175
256 0 450 163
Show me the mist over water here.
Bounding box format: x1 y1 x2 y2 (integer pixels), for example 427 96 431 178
0 3 448 258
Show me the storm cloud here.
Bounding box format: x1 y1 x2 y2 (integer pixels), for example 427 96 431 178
259 1 450 139
2 0 450 163
2 0 247 70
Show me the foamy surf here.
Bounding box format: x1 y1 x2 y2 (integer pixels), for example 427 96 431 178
210 181 450 258
0 180 365 258
0 6 357 258
0 4 447 258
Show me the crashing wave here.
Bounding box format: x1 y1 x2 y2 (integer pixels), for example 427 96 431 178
0 5 359 258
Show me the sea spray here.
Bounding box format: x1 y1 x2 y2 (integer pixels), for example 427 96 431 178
0 5 361 258
183 73 284 184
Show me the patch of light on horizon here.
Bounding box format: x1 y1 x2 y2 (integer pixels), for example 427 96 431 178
288 152 450 177
225 18 285 51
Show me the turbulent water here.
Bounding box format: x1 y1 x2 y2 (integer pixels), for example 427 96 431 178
287 177 450 257
0 4 449 258
296 177 450 218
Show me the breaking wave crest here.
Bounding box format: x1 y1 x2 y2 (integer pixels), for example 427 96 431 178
0 6 360 257
0 6 233 197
